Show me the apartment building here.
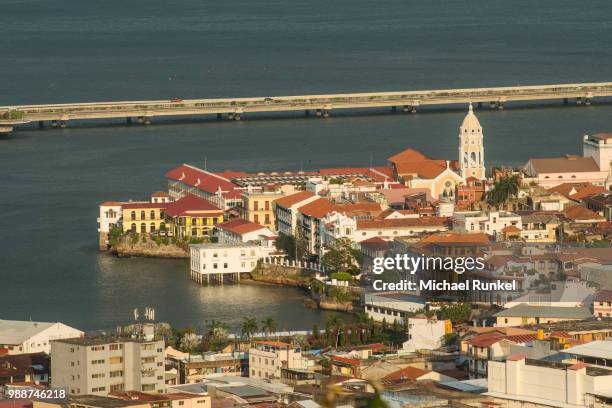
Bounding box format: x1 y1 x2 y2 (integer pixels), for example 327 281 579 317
248 341 305 381
594 290 612 318
51 337 165 396
240 185 289 231
488 353 612 408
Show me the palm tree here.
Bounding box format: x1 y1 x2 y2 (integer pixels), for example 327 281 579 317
242 317 258 340
326 315 344 348
261 317 277 337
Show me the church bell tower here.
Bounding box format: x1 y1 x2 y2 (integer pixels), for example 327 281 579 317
458 103 485 180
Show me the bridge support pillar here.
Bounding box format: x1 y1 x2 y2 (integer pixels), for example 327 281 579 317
38 121 44 128
126 117 132 124
497 102 504 110
144 117 151 125
563 98 568 105
137 116 145 124
411 106 417 113
234 113 241 121
585 98 592 106
305 110 310 117
60 120 67 128
228 113 235 120
51 120 58 128
315 109 322 117
576 97 583 105
217 113 222 120
391 106 397 113
477 102 482 109
322 109 330 118
490 101 497 109
402 105 410 112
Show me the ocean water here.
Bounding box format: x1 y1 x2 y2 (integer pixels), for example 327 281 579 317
1 0 612 330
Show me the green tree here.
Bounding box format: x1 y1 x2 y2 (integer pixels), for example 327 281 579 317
326 315 344 348
321 237 362 275
241 317 258 339
312 323 320 340
261 317 277 337
487 175 520 208
438 303 472 324
205 320 229 351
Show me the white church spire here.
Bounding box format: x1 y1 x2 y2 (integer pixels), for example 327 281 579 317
458 103 486 180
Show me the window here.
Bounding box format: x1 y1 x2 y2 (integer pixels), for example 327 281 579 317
109 356 123 364
91 345 105 351
254 214 259 223
92 373 105 379
265 214 270 224
142 384 156 392
265 201 270 210
109 344 123 351
91 387 106 393
91 359 105 365
110 370 123 378
131 211 136 220
141 210 146 219
223 263 228 269
140 223 146 233
150 210 155 219
151 223 156 233
110 384 125 392
131 223 136 233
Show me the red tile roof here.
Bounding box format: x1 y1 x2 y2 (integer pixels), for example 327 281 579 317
100 201 123 206
395 160 450 179
388 148 431 164
151 191 170 197
468 332 506 347
562 205 605 221
568 362 589 371
330 355 361 366
165 195 222 217
382 366 431 382
505 334 538 344
273 191 316 208
217 219 267 235
507 354 527 361
594 290 612 302
165 164 239 196
298 197 334 218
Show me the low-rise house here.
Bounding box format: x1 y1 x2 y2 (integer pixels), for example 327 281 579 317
248 341 306 381
0 319 83 355
273 191 318 236
240 185 290 231
465 332 537 379
165 195 224 239
380 366 454 385
165 164 243 211
519 214 560 242
455 178 486 208
122 202 168 235
98 201 124 250
215 219 275 243
190 243 269 283
547 182 606 204
494 304 592 327
453 210 522 237
583 191 612 221
593 290 612 318
0 352 50 385
402 317 451 352
487 354 612 407
359 237 394 275
170 352 247 383
364 293 426 323
109 391 211 408
523 155 609 188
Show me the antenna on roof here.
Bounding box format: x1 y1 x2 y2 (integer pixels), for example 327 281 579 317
204 156 208 171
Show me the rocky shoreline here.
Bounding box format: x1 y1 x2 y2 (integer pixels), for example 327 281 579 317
112 236 189 258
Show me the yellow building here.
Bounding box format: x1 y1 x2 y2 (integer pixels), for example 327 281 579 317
122 202 168 234
241 185 290 231
165 195 224 238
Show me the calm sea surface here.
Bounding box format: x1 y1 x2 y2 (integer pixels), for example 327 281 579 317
1 0 612 331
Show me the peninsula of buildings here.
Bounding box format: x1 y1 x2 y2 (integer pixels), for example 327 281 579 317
2 104 600 407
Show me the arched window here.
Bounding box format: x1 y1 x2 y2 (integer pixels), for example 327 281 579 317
192 228 197 236
150 223 156 233
131 223 136 233
160 222 166 231
150 210 155 219
140 210 145 220
140 223 146 233
131 211 136 221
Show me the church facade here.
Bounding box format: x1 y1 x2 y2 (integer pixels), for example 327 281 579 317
388 104 486 200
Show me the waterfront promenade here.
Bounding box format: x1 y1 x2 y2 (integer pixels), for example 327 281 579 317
1 82 612 131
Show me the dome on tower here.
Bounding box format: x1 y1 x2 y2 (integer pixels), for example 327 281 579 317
460 103 481 132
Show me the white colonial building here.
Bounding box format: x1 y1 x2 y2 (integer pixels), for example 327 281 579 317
248 341 307 380
453 210 522 237
0 319 84 355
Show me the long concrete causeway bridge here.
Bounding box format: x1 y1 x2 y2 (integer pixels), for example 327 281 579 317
1 82 612 132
